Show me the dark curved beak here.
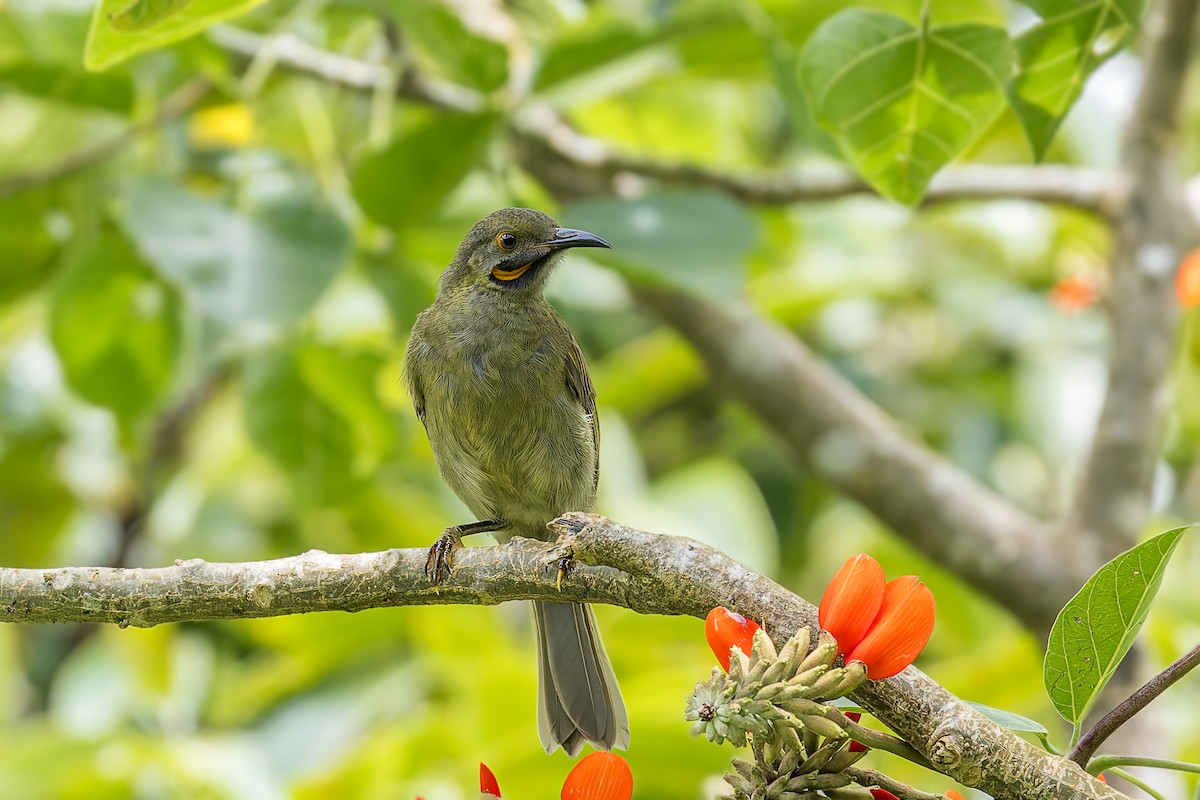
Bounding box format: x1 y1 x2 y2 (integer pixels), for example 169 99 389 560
543 227 612 250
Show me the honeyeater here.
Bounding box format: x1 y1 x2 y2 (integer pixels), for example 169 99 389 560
403 208 629 755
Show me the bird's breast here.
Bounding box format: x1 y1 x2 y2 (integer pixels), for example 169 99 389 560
411 303 596 534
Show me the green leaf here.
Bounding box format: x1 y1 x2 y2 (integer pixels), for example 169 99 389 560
799 10 1013 205
966 701 1050 735
297 345 395 473
0 63 133 112
84 0 264 71
1043 526 1189 725
0 194 58 305
1008 0 1144 158
533 21 664 92
49 235 181 426
119 177 350 328
561 191 757 301
243 345 384 503
384 1 507 91
0 432 75 567
352 112 499 230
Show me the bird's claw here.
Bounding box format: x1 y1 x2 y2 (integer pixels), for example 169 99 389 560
552 547 577 592
425 531 461 586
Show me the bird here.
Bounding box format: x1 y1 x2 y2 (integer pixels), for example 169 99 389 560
403 207 629 755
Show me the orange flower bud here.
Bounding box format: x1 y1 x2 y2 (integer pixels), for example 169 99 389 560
480 762 501 798
819 554 886 657
846 576 935 680
1050 275 1099 313
561 752 633 800
946 791 965 800
1178 248 1200 308
870 790 901 800
705 607 762 672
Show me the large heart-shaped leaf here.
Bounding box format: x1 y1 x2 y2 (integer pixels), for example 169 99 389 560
1043 526 1188 725
799 10 1013 205
1008 0 1144 159
85 0 264 71
561 191 757 302
120 177 350 328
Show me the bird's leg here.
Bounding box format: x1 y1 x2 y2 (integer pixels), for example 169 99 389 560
425 519 505 586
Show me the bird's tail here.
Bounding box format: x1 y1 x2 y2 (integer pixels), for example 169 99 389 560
532 600 629 755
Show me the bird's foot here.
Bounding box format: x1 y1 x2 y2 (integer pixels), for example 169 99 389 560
424 519 505 586
424 530 462 586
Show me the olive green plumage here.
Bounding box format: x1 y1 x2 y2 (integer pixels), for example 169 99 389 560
404 208 629 755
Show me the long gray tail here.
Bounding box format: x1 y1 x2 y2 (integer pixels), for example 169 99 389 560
532 600 629 755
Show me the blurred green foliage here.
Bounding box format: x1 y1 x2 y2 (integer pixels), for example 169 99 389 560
0 0 1197 797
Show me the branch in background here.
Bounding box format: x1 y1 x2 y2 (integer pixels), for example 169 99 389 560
1072 0 1200 550
207 25 483 112
210 26 1119 213
632 287 1077 636
0 512 1121 800
512 108 1118 213
0 78 211 199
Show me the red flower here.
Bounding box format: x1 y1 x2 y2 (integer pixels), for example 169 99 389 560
819 555 936 680
846 576 935 680
870 790 901 800
561 752 633 800
705 607 762 672
1178 248 1200 308
480 762 501 798
819 554 885 656
1050 275 1098 313
844 711 869 752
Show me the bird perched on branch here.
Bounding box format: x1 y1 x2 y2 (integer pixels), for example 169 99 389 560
403 207 629 755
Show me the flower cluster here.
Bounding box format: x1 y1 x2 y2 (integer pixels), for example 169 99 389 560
687 625 869 800
689 624 866 747
693 553 938 799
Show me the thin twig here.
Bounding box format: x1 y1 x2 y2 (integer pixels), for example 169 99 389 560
845 767 948 800
208 25 483 112
1104 768 1168 800
0 78 212 198
513 108 1118 213
1071 642 1200 765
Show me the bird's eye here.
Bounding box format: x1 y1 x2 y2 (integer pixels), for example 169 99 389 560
496 232 517 251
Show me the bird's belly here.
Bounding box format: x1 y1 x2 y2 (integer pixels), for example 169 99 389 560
423 368 595 539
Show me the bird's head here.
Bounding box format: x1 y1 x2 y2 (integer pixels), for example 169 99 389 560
439 207 611 296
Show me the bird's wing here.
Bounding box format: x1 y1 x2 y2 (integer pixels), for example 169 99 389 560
403 328 428 429
564 336 600 492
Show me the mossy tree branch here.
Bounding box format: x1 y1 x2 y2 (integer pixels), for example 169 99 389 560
1 513 1122 800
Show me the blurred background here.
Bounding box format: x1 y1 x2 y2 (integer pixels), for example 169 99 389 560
1 0 1199 797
